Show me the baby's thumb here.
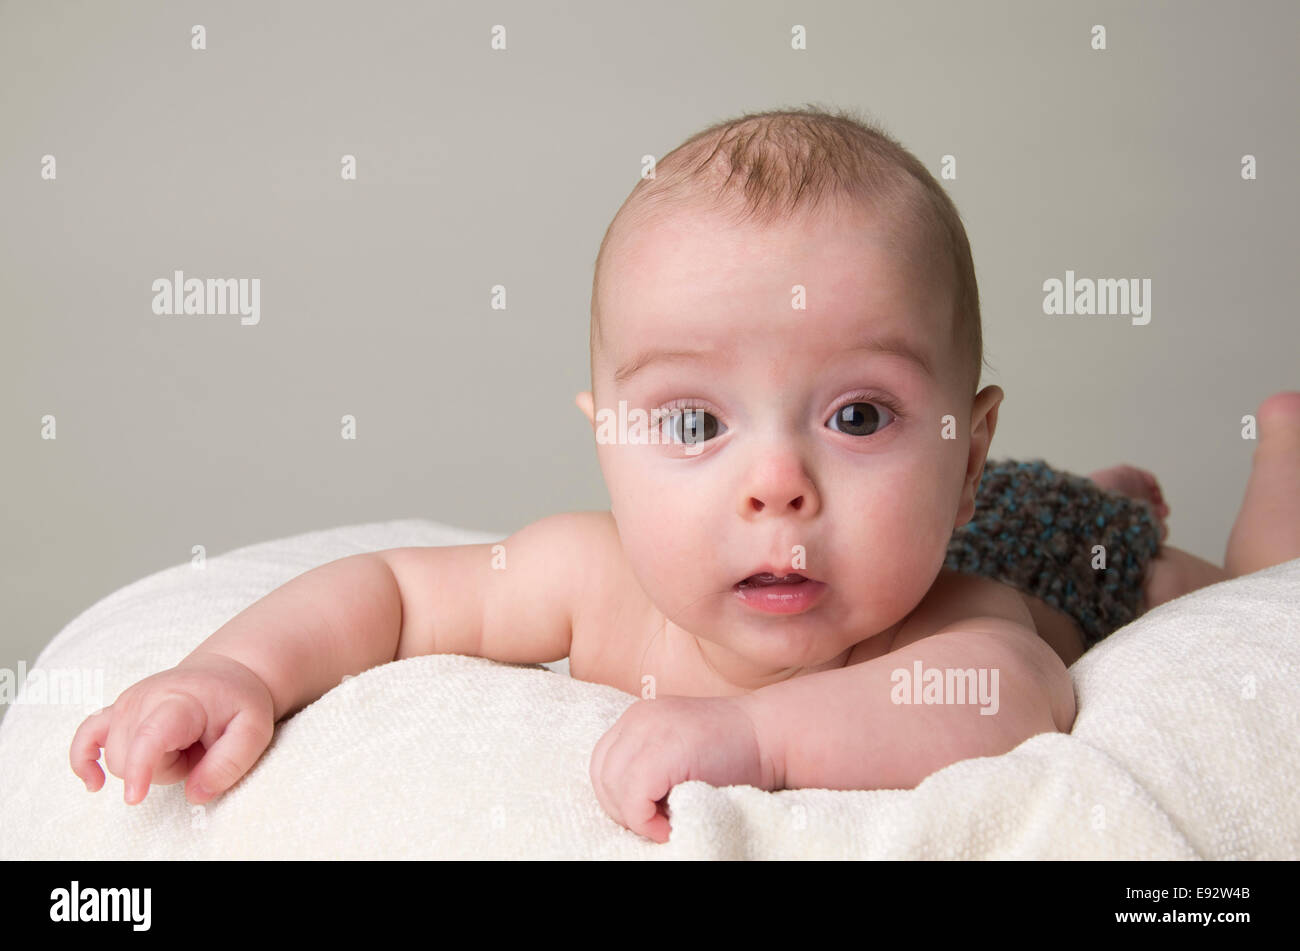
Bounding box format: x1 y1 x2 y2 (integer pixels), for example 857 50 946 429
185 710 273 804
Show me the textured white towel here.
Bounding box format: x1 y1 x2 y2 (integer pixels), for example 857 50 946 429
1 519 1297 859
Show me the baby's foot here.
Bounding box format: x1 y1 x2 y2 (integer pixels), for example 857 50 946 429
1087 464 1169 542
1224 390 1300 576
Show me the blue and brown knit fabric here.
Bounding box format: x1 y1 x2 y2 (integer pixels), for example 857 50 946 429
943 459 1162 648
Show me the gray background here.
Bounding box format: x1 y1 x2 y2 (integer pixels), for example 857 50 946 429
3 0 1297 694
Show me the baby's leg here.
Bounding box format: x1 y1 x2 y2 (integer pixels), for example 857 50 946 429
1021 541 1228 660
1084 463 1230 612
1224 391 1300 577
1141 545 1230 611
1021 592 1085 666
1106 390 1300 612
974 423 1296 660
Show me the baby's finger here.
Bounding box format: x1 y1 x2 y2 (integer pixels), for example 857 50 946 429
123 696 205 805
70 707 113 790
185 710 273 804
588 723 626 825
621 756 675 843
590 767 621 833
638 803 672 844
588 728 613 791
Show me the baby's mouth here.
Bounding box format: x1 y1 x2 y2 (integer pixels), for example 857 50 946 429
735 572 810 589
732 571 827 615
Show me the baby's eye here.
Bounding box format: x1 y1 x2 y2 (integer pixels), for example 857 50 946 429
659 408 725 446
826 401 894 437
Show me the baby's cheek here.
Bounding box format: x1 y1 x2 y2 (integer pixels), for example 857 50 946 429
619 507 702 591
913 494 961 557
874 495 955 589
865 477 953 550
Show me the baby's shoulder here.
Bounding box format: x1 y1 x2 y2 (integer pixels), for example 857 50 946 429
527 509 627 605
881 568 1078 732
550 511 658 689
553 510 627 586
884 568 1037 654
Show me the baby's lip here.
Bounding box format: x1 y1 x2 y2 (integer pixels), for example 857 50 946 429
735 565 820 586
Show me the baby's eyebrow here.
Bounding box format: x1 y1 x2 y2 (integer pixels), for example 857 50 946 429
844 332 935 379
613 331 933 385
613 347 717 384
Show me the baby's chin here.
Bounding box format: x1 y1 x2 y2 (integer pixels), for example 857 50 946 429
682 605 871 671
653 573 902 668
724 628 856 672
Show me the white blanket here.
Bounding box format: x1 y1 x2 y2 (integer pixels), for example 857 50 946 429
2 519 1297 859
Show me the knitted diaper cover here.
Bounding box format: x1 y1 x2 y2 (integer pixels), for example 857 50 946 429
943 459 1163 648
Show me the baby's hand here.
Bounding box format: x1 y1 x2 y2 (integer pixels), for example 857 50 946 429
589 695 772 843
70 652 275 805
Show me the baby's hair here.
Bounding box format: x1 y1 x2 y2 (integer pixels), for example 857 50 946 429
589 104 991 401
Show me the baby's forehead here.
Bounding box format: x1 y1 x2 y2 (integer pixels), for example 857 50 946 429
603 289 951 398
602 205 949 345
611 196 935 288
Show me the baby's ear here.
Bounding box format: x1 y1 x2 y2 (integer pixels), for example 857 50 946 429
575 391 596 427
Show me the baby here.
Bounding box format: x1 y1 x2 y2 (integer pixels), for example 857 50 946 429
70 107 1300 843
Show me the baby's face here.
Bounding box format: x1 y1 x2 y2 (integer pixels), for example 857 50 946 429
582 201 995 677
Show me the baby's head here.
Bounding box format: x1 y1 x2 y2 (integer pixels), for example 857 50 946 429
577 106 1003 684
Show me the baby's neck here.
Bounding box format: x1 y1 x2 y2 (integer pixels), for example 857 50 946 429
655 616 899 696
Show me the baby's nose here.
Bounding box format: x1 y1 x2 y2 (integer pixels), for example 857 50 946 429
746 493 806 514
738 454 819 518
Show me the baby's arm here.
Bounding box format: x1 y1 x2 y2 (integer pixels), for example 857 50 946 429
72 511 596 801
187 511 594 719
735 575 1076 792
